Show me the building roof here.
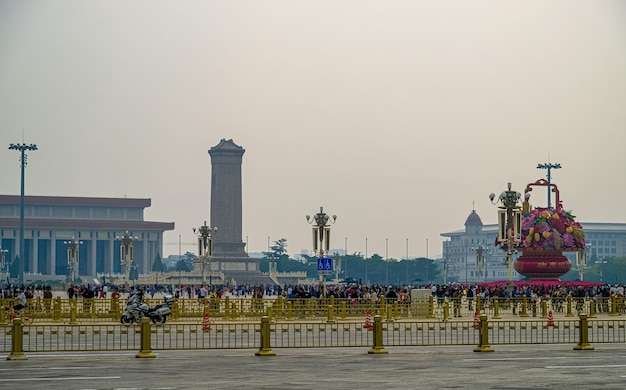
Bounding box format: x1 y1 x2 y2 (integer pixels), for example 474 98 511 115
0 195 151 208
0 218 174 231
464 209 483 226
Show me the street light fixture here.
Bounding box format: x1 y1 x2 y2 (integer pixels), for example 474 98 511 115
8 142 38 285
490 182 528 287
0 247 8 282
472 245 492 283
576 244 590 281
63 237 83 284
537 162 561 209
306 207 337 293
116 231 138 286
193 221 217 286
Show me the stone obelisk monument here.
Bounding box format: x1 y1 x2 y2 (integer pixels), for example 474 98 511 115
208 139 264 280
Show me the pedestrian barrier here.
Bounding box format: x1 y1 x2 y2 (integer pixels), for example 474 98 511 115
3 314 624 359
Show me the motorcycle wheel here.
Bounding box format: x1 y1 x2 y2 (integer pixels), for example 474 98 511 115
151 315 167 324
120 314 133 325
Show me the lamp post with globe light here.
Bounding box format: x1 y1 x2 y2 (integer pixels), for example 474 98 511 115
116 231 138 286
490 183 528 287
306 207 336 295
193 221 217 286
472 245 492 283
64 237 83 284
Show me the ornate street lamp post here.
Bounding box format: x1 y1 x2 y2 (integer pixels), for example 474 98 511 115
576 244 590 281
0 247 8 281
306 207 337 294
116 231 138 286
8 142 37 285
490 183 528 287
64 237 83 284
193 221 217 286
472 245 492 283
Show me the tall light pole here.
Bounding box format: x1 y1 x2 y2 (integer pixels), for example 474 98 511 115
64 237 83 284
385 238 389 285
193 221 217 285
116 231 138 286
306 207 336 294
490 183 526 287
365 237 368 284
537 162 561 209
9 142 37 285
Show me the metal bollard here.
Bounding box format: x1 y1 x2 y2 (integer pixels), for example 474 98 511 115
427 296 435 319
6 318 28 360
368 315 389 354
53 297 62 322
255 316 276 356
473 315 494 352
609 295 619 317
327 304 336 323
519 295 529 317
442 301 450 322
69 300 78 324
566 295 574 317
136 317 156 358
492 300 501 319
589 300 597 318
286 301 293 321
573 314 594 350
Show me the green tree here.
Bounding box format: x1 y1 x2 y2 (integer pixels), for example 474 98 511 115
129 265 139 281
152 253 167 273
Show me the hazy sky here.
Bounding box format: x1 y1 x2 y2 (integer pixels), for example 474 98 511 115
1 1 625 261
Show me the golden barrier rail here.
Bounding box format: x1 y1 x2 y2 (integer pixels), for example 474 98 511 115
1 295 623 325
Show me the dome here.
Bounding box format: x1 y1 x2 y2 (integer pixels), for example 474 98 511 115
464 209 483 227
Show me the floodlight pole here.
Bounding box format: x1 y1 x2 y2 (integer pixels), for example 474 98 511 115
9 143 38 285
537 162 561 208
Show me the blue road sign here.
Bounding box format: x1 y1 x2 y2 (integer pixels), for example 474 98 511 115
318 257 333 271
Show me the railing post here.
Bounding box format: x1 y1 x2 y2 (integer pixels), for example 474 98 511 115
609 295 619 317
69 299 78 324
473 314 494 352
327 301 336 323
286 301 293 320
112 296 121 321
379 296 386 318
230 302 238 320
566 295 574 317
393 300 399 320
476 296 482 314
225 296 231 319
573 314 594 350
368 315 389 354
255 316 276 356
589 300 597 318
541 300 548 318
492 299 501 319
519 295 529 317
427 296 435 319
442 300 450 322
52 297 61 322
6 318 27 360
341 301 347 320
136 317 156 358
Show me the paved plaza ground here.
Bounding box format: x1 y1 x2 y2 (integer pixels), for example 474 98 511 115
1 344 625 389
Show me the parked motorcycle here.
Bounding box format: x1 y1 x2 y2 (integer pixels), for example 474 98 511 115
120 294 174 324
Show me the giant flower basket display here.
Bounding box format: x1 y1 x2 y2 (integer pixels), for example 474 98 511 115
513 179 585 279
